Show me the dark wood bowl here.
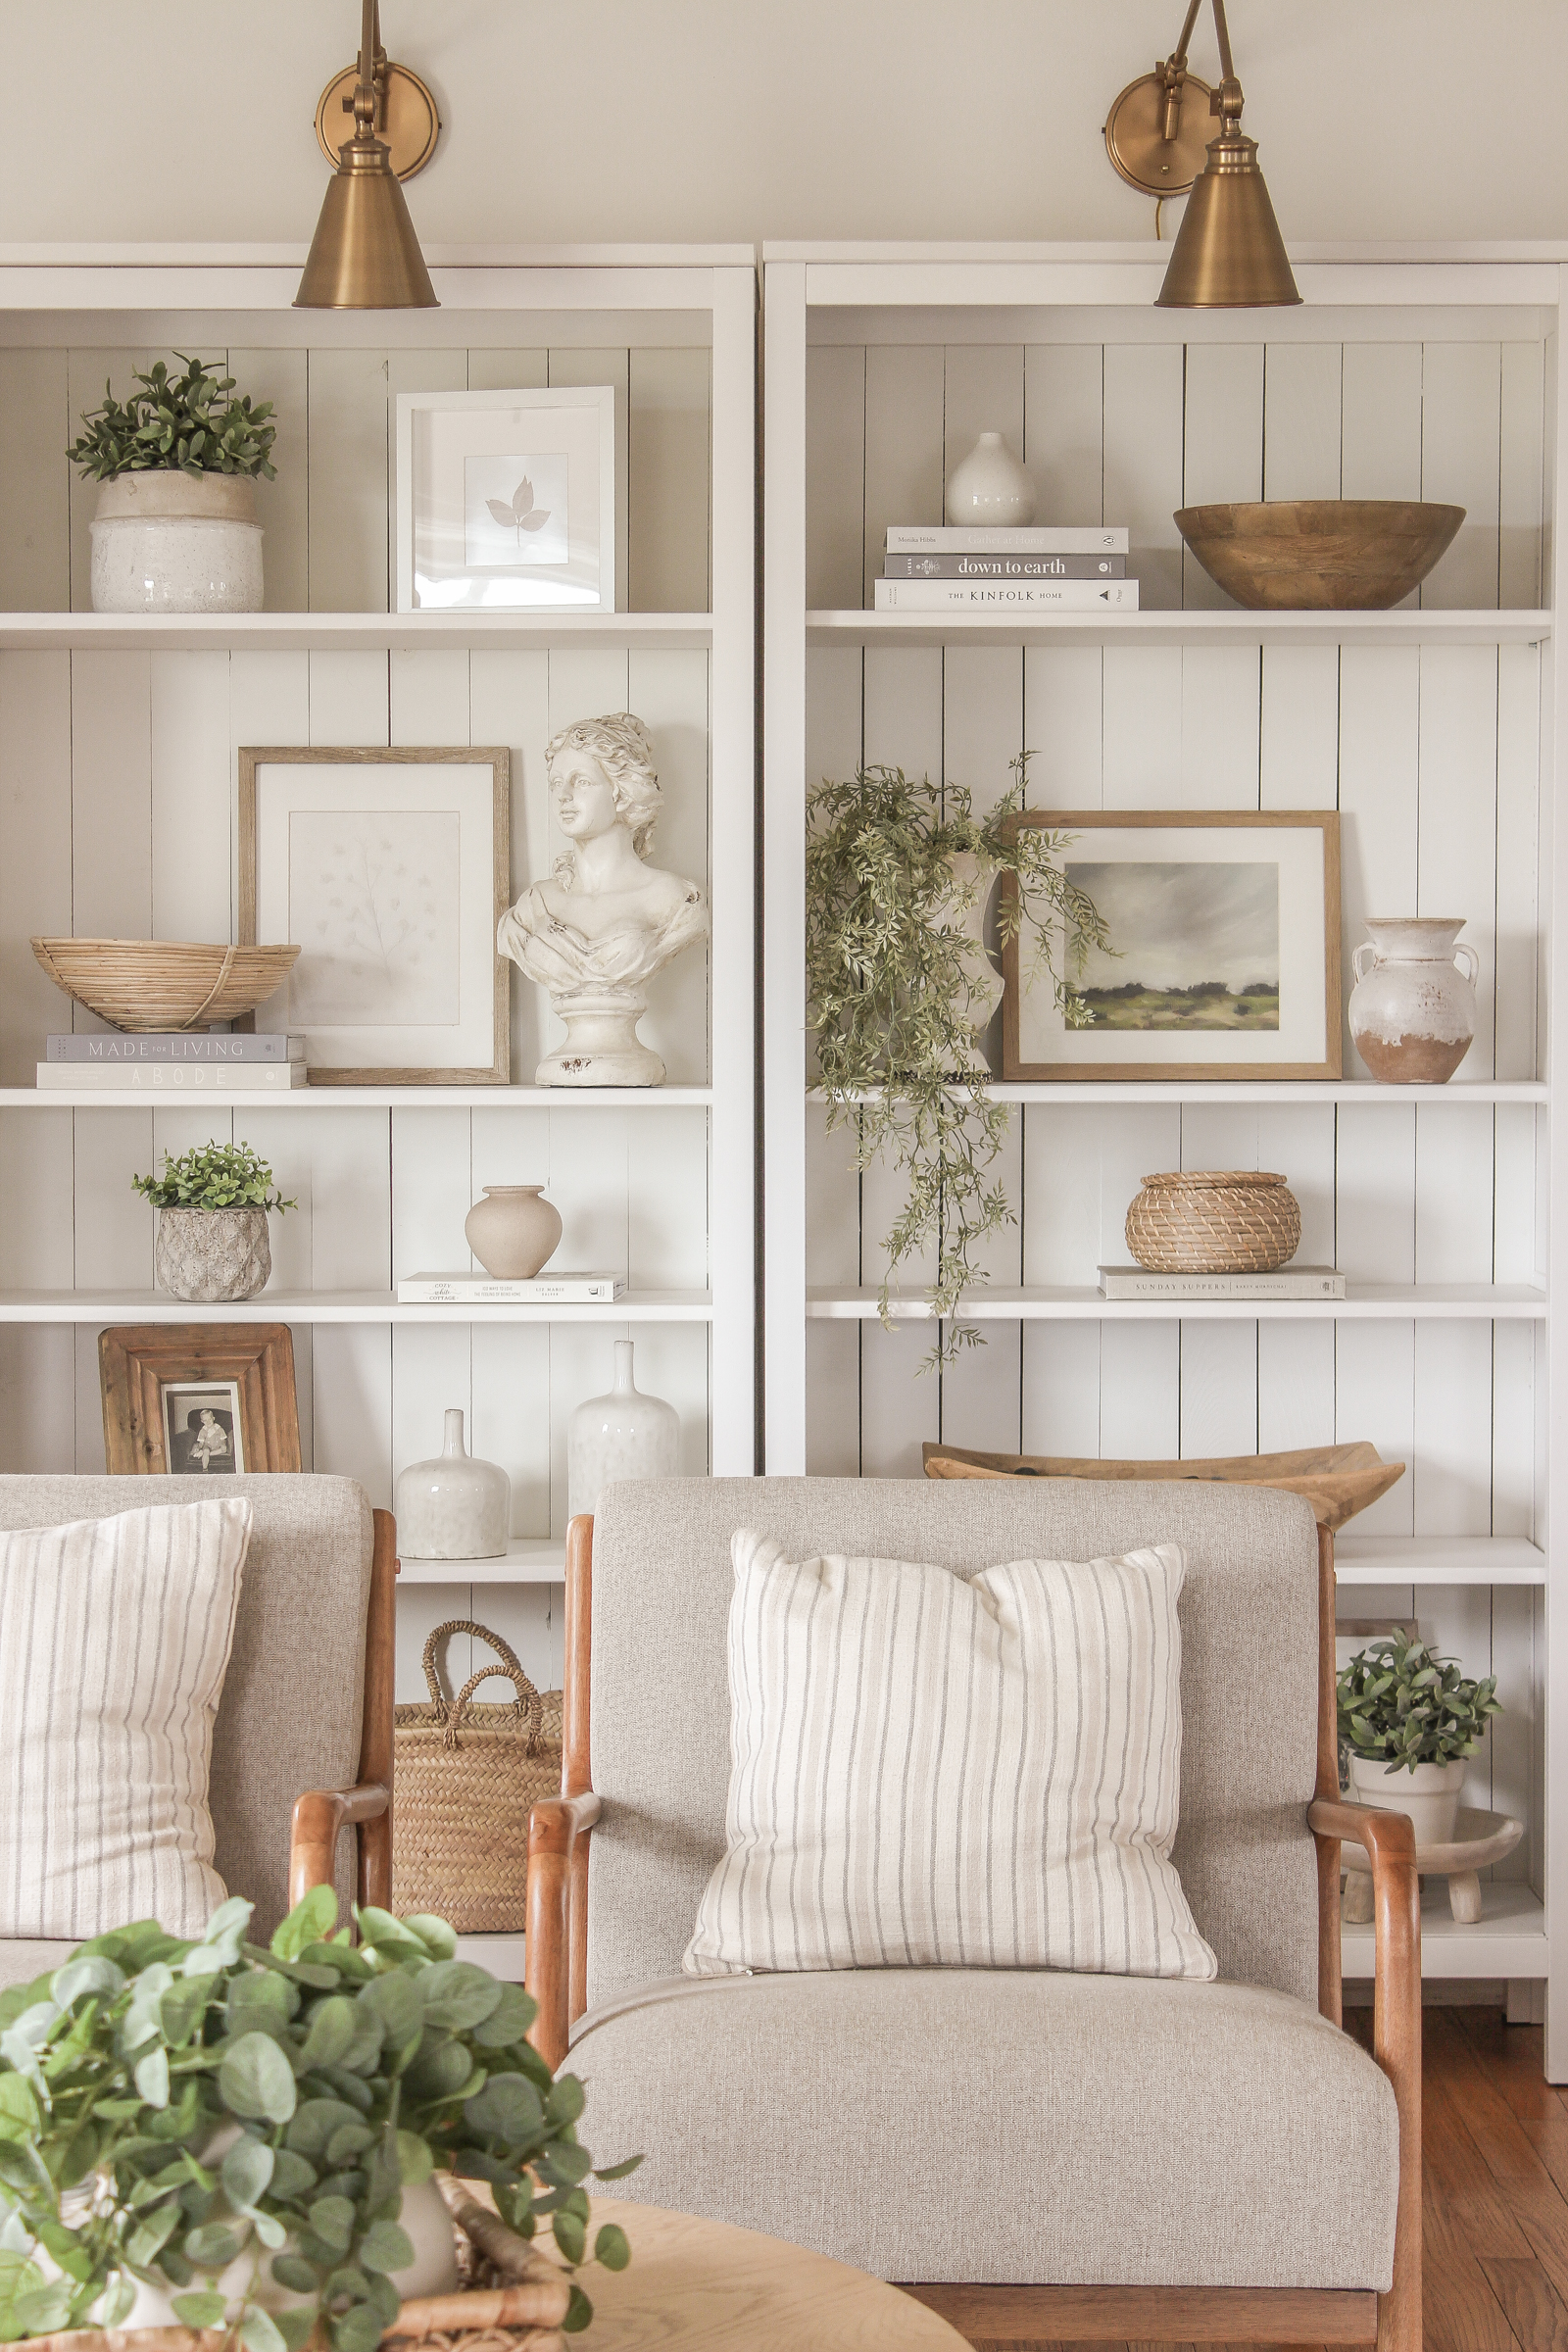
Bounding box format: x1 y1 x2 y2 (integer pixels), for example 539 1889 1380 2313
1173 498 1465 610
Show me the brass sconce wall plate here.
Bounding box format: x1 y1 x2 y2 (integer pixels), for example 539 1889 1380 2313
1103 68 1214 198
316 58 441 179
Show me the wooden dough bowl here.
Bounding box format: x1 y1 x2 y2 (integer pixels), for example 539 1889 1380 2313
921 1440 1404 1533
1341 1804 1522 1926
1173 499 1464 611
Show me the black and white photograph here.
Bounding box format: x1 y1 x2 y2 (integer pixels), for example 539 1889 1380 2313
161 1381 245 1475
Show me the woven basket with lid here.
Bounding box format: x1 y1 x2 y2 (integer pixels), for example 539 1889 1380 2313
1125 1169 1301 1273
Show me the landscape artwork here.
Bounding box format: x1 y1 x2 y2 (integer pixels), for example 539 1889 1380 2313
1064 860 1281 1031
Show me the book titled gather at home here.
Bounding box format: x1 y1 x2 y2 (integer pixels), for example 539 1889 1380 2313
45 1032 305 1061
873 578 1139 612
397 1272 627 1304
1098 1264 1348 1301
36 1059 309 1091
886 524 1129 554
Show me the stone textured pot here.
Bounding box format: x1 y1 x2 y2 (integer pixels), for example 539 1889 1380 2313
1348 1752 1469 1845
465 1183 563 1278
944 430 1036 528
567 1340 679 1519
396 1408 510 1560
1348 916 1479 1083
154 1204 270 1301
90 471 264 613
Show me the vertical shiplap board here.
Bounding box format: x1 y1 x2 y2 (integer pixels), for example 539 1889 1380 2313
1498 340 1545 609
1023 645 1102 808
73 654 153 943
1487 1584 1535 1876
625 1105 709 1291
629 648 710 1086
0 1107 72 1284
1102 344 1184 611
390 1106 473 1282
938 1116 1023 1452
859 1318 939 1479
0 1329 76 1473
549 351 630 613
943 346 1025 493
1102 647 1182 806
0 350 69 610
470 649 550 1083
73 1108 153 1289
392 1322 471 1526
228 651 309 1039
1341 344 1422 611
74 1327 110 1473
1336 1102 1416 1536
808 1103 861 1291
1257 1324 1337 1451
307 348 391 613
0 652 72 1084
470 1322 553 1536
309 650 391 746
465 351 550 394
389 647 470 747
1259 646 1340 809
806 1325 860 1475
315 1329 394 1508
385 349 467 608
229 347 309 613
1021 1323 1102 1457
546 1112 629 1283
1022 345 1102 526
305 1096 394 1509
1413 1098 1494 1541
1338 649 1420 1073
1179 648 1260 807
467 1583 561 1698
1176 1103 1259 1454
861 346 944 610
1417 646 1498 1077
1180 344 1262 609
151 654 231 944
1492 1318 1537 1533
1494 643 1541 1081
628 348 710 613
862 646 941 780
1262 345 1342 501
1420 342 1501 609
805 346 866 611
1021 1104 1101 1288
1101 1323 1180 1457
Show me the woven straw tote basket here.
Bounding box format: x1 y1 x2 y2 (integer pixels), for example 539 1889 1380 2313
393 1620 563 1934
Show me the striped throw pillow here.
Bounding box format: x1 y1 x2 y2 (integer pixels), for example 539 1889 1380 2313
683 1529 1216 1981
0 1498 252 1939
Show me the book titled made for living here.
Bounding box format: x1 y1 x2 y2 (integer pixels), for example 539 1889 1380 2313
46 1033 305 1061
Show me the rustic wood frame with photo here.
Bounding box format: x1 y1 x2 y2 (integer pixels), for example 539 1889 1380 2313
99 1324 302 1475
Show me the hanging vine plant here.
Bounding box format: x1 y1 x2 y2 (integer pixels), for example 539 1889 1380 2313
806 757 1105 1366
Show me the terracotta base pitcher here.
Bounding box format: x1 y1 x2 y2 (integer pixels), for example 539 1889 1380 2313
1348 916 1478 1083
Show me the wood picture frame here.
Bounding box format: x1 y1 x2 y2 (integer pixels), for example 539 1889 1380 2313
238 746 512 1085
100 1325 302 1476
1001 808 1342 1083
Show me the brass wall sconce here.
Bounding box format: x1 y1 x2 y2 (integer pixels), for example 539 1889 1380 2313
1104 0 1298 309
296 0 439 311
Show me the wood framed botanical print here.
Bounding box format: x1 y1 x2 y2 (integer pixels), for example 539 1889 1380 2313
100 1325 302 1475
239 746 511 1085
1001 808 1342 1082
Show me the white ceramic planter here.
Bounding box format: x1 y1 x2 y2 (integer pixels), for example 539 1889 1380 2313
465 1184 563 1278
1348 916 1479 1083
155 1205 271 1302
90 472 264 613
944 430 1036 527
1349 1752 1469 1844
396 1407 511 1560
567 1340 679 1518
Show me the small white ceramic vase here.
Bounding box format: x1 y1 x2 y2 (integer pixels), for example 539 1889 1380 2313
1349 1752 1469 1845
465 1184 563 1278
90 472 264 613
1348 916 1479 1083
154 1204 270 1301
567 1340 679 1519
396 1408 511 1560
944 430 1037 528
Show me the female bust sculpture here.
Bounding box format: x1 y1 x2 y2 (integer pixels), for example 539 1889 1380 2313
497 710 708 1085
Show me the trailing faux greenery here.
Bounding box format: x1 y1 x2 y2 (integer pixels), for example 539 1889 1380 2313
806 757 1104 1365
0 1889 637 2348
68 357 277 482
1338 1631 1501 1775
132 1143 296 1216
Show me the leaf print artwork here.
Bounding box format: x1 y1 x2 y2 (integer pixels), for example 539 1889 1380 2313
464 451 569 568
287 809 463 1026
485 474 552 548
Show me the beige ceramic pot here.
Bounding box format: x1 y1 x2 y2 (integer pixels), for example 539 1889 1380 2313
91 471 264 613
1348 1752 1469 1845
1348 916 1479 1083
154 1204 270 1301
465 1183 563 1278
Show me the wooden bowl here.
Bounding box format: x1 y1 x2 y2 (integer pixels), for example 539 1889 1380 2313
30 937 301 1032
1173 499 1465 610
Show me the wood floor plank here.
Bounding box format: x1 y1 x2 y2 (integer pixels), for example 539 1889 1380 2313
1424 2067 1540 2257
1527 2124 1568 2205
1478 2260 1568 2351
1460 2014 1568 2124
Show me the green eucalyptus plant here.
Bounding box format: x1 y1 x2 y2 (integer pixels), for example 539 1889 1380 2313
68 357 277 483
132 1144 296 1217
806 756 1104 1364
0 1888 637 2349
1338 1631 1501 1776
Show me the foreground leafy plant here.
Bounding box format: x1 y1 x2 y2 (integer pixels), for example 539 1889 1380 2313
68 357 277 482
1338 1630 1501 1774
0 1889 637 2347
806 757 1104 1363
132 1142 297 1216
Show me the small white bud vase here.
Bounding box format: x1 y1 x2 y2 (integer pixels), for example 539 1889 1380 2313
567 1340 679 1519
1348 916 1479 1083
943 430 1037 528
464 1184 563 1278
154 1205 270 1302
90 472 264 614
395 1408 510 1561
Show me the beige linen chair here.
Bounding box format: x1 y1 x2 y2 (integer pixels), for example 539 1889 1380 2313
525 1477 1421 2352
0 1473 395 1984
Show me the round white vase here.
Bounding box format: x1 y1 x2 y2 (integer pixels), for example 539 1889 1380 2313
396 1408 511 1560
944 430 1037 528
90 472 264 613
1349 1752 1469 1845
154 1204 271 1302
567 1340 679 1519
465 1184 563 1278
1348 916 1478 1084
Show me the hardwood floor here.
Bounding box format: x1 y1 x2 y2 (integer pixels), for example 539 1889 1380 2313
962 2006 1568 2352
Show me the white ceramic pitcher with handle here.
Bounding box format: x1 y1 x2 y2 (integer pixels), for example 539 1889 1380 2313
1348 916 1479 1083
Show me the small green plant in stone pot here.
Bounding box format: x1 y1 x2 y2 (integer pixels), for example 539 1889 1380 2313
134 1143 296 1306
1338 1630 1501 1843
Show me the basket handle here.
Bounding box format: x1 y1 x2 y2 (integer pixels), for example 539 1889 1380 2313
181 943 240 1031
421 1619 545 1754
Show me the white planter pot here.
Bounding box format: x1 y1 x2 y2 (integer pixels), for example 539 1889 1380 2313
1349 1752 1469 1845
1348 916 1479 1084
396 1406 511 1560
567 1339 679 1518
155 1204 271 1302
90 472 264 613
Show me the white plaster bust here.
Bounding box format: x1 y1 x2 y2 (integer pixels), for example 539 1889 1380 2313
497 711 708 1086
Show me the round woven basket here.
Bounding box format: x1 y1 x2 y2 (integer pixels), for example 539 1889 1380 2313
1125 1170 1301 1273
30 938 300 1032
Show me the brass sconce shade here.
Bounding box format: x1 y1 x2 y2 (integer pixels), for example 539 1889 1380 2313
295 0 438 310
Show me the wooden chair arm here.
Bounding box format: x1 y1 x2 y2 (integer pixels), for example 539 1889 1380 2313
288 1781 391 1910
525 1791 602 2072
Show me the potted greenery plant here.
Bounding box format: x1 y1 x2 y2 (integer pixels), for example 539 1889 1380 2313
134 1143 297 1303
0 1888 635 2347
1338 1630 1501 1843
806 756 1104 1362
68 356 277 614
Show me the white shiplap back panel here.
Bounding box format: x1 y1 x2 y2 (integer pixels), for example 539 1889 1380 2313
389 646 471 745
1102 646 1183 806
628 647 711 1087
628 348 711 614
1257 1324 1337 1452
1262 345 1343 501
1180 647 1261 808
1258 646 1340 808
1338 648 1420 1075
1420 342 1502 611
859 1317 939 1479
1102 343 1185 612
1417 646 1499 1077
0 651 72 1085
546 350 631 614
73 653 153 940
0 350 68 611
1179 1322 1258 1457
1335 1100 1417 1537
862 345 944 610
73 1108 152 1291
805 345 866 612
806 1323 861 1475
943 347 1024 484
1341 344 1424 501
308 348 393 615
1021 1321 1101 1456
1499 340 1546 610
625 1105 710 1291
469 648 551 1082
1495 643 1543 1081
0 1328 75 1473
227 347 310 614
309 649 390 745
1023 345 1102 526
1023 646 1102 808
465 351 550 394
391 1107 473 1283
151 652 231 945
471 1322 553 1537
1180 344 1262 610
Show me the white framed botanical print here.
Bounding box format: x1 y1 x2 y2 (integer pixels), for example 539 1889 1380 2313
395 386 618 612
239 747 512 1084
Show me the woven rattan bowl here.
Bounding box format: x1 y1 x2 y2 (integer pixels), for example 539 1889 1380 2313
1173 499 1464 611
30 937 300 1032
1126 1169 1301 1273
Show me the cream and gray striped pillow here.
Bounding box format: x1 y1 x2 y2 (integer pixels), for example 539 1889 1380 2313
684 1529 1216 1981
0 1498 253 1938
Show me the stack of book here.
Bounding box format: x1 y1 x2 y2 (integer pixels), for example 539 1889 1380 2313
1099 1264 1347 1301
873 524 1138 612
37 1034 309 1091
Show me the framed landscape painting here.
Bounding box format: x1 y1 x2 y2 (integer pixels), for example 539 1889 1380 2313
1001 808 1342 1082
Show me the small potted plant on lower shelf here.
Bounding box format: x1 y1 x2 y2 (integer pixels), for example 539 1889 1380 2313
0 1888 636 2346
134 1142 297 1303
1338 1629 1501 1843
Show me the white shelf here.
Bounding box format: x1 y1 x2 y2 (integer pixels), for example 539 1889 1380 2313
806 1285 1547 1322
3 1086 714 1110
809 1080 1544 1106
0 611 714 654
399 1540 566 1586
1342 1881 1546 1980
1335 1535 1546 1587
807 608 1553 650
0 1289 712 1324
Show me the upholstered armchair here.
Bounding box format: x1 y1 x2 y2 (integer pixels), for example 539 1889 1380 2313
0 1473 395 1982
526 1477 1421 2352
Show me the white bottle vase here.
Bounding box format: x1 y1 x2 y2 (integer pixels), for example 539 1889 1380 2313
395 1408 510 1560
567 1340 679 1519
1348 916 1479 1083
944 430 1037 528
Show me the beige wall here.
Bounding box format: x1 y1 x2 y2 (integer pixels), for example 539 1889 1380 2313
4 1 1564 250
